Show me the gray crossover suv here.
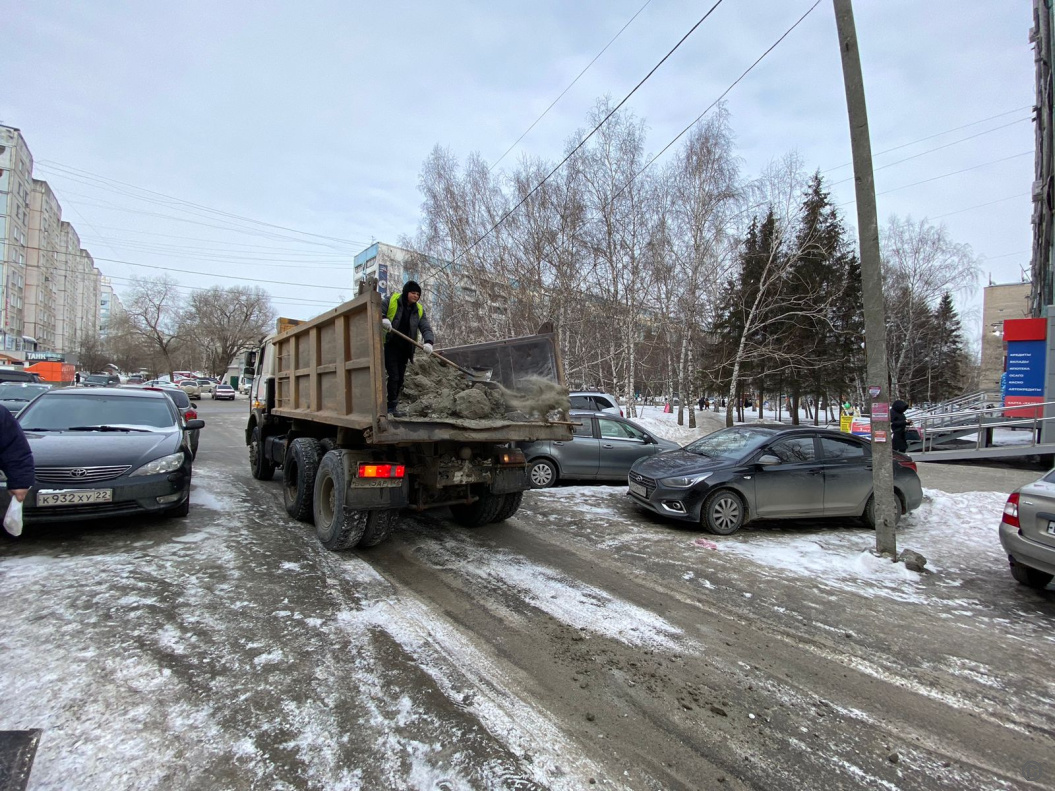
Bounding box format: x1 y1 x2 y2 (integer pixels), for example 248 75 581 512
521 410 679 488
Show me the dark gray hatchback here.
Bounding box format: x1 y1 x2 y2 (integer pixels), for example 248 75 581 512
520 410 680 488
14 387 204 523
629 425 923 535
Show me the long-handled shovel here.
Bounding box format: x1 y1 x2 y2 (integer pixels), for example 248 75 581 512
386 326 491 382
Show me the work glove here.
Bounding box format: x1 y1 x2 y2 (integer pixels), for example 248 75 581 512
381 318 392 331
423 343 434 356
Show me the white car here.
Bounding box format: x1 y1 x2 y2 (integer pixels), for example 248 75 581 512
568 391 623 417
212 383 236 400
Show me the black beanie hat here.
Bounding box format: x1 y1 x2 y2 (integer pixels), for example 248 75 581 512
402 280 421 297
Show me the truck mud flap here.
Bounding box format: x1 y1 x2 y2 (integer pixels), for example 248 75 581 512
491 466 528 495
344 481 409 511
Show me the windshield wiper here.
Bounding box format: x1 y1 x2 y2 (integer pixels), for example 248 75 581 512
2 397 30 402
22 427 58 432
67 425 152 433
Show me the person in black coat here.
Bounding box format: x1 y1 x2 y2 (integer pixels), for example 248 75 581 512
380 280 436 416
891 400 910 453
0 404 34 503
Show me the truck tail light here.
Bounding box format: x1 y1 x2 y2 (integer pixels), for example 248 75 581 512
497 449 526 466
1002 492 1020 528
358 463 405 479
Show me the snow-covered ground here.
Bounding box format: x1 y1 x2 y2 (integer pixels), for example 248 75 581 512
613 401 1037 594
1 405 1051 790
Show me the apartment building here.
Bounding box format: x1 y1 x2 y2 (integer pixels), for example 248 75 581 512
0 125 33 353
352 241 509 335
0 124 107 359
98 277 123 336
25 179 62 350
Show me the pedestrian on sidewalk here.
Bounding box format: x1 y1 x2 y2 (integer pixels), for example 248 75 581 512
891 400 910 452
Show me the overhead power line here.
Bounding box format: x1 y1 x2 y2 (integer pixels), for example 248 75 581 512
489 0 653 172
927 193 1029 221
838 151 1033 206
35 160 367 249
15 247 344 291
440 0 728 275
19 243 354 269
614 0 822 201
827 117 1029 188
824 105 1033 172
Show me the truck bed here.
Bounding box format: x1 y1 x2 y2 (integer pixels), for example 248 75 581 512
271 288 572 444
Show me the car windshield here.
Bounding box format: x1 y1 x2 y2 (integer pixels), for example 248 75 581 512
0 383 50 401
84 375 110 384
20 394 176 431
683 427 780 460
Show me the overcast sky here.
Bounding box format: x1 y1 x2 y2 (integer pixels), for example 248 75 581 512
0 1 1035 340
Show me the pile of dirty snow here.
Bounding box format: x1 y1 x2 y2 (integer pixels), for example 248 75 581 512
399 355 570 422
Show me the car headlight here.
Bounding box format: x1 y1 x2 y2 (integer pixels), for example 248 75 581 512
661 472 713 488
130 452 185 477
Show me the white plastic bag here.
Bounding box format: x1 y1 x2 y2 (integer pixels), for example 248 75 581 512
4 497 23 537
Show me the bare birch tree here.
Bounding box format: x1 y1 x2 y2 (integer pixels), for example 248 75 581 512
880 215 979 398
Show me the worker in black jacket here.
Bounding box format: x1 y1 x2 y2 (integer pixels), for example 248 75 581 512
380 280 435 416
891 400 910 453
0 404 34 504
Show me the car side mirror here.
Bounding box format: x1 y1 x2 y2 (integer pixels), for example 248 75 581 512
757 454 781 466
185 419 205 430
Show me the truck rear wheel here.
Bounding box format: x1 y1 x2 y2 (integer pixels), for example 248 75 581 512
358 509 399 547
491 491 524 523
249 427 275 481
283 438 322 522
314 451 367 550
450 492 505 527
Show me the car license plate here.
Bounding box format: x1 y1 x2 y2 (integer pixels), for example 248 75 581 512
37 489 113 507
629 481 647 498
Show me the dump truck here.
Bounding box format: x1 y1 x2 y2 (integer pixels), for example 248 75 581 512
245 283 572 550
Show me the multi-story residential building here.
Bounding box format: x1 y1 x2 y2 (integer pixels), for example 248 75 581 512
25 179 62 350
98 277 123 336
353 242 418 301
0 124 107 359
0 125 33 353
352 242 509 340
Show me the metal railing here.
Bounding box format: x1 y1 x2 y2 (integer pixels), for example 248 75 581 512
912 400 1055 453
908 390 1002 418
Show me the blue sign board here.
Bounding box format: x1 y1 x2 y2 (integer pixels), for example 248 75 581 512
1005 339 1046 396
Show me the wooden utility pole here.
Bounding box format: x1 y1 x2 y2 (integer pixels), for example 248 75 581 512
832 0 898 557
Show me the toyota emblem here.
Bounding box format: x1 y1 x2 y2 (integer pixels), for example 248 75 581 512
70 469 87 478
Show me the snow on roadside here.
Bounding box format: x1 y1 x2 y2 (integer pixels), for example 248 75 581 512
533 484 1013 604
411 530 691 651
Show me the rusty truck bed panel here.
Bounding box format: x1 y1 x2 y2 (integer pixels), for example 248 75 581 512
272 288 571 443
273 291 384 435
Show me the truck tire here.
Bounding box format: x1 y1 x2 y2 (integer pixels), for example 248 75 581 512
358 509 399 547
491 491 524 523
450 492 505 527
249 427 276 481
283 438 322 522
314 451 367 550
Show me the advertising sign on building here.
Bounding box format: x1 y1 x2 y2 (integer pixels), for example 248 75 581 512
377 263 389 301
1003 318 1047 418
